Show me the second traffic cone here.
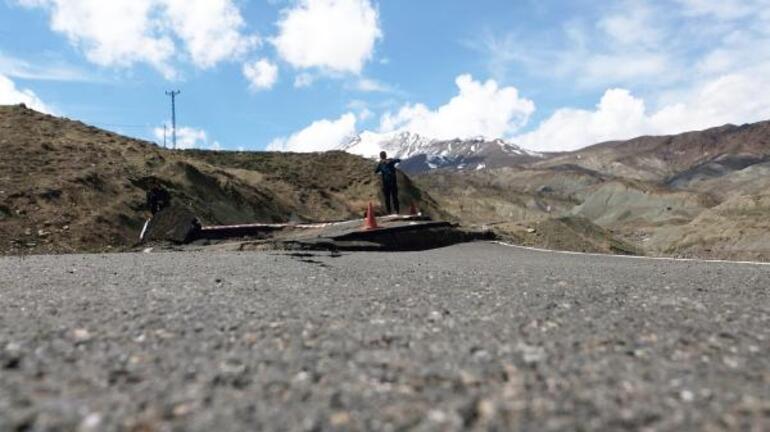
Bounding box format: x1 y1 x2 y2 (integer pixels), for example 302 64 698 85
363 201 378 230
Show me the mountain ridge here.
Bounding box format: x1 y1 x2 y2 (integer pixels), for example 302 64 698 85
338 130 542 173
537 120 770 181
413 117 770 261
337 120 770 178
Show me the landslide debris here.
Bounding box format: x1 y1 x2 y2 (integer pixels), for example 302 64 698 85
0 105 441 254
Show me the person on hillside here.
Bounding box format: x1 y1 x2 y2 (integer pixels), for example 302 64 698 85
146 183 171 215
375 151 401 215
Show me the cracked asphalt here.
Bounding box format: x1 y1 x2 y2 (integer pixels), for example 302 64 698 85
1 242 768 431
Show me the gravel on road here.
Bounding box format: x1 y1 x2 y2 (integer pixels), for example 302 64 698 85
1 243 768 431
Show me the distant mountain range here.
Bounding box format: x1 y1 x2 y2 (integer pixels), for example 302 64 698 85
337 130 542 173
6 102 770 261
338 121 770 179
414 119 770 261
535 120 770 183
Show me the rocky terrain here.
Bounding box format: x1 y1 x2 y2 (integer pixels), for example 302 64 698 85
413 121 770 261
0 105 440 255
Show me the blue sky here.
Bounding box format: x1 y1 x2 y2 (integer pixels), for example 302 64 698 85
1 0 770 152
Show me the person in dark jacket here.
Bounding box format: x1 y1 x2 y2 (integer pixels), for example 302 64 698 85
146 184 171 215
375 151 401 214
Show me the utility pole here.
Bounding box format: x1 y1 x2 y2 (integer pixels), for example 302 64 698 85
162 123 167 148
165 90 181 149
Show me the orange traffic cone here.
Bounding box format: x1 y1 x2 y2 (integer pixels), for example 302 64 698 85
363 201 379 230
409 202 418 216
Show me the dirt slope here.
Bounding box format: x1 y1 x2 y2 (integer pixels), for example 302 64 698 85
491 217 640 255
0 105 440 254
536 121 770 181
417 163 770 260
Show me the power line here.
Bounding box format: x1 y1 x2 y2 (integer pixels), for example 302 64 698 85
165 90 181 149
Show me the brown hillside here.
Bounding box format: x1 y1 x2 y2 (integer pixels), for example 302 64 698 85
414 118 770 261
0 105 440 255
537 121 770 180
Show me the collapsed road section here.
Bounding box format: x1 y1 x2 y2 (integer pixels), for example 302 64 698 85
140 206 493 252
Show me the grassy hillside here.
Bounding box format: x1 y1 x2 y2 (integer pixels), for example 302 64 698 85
0 105 441 254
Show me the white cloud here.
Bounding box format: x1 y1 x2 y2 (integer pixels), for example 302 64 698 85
17 0 258 78
270 74 536 153
294 72 315 88
0 74 52 113
351 77 393 93
20 0 175 77
272 0 382 74
357 108 373 121
478 2 676 89
0 52 96 82
379 74 535 140
515 89 651 152
267 112 357 152
515 68 770 152
294 72 394 92
163 0 259 69
346 99 368 111
243 58 278 91
580 53 672 88
153 125 210 149
676 0 763 20
597 3 663 48
651 68 770 131
479 0 770 151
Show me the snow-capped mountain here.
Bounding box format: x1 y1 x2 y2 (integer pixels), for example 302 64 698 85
338 130 436 160
337 130 542 173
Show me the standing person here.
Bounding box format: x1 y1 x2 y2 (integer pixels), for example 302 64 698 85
375 151 401 215
146 183 171 215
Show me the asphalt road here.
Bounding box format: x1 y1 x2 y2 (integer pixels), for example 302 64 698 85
1 243 768 431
